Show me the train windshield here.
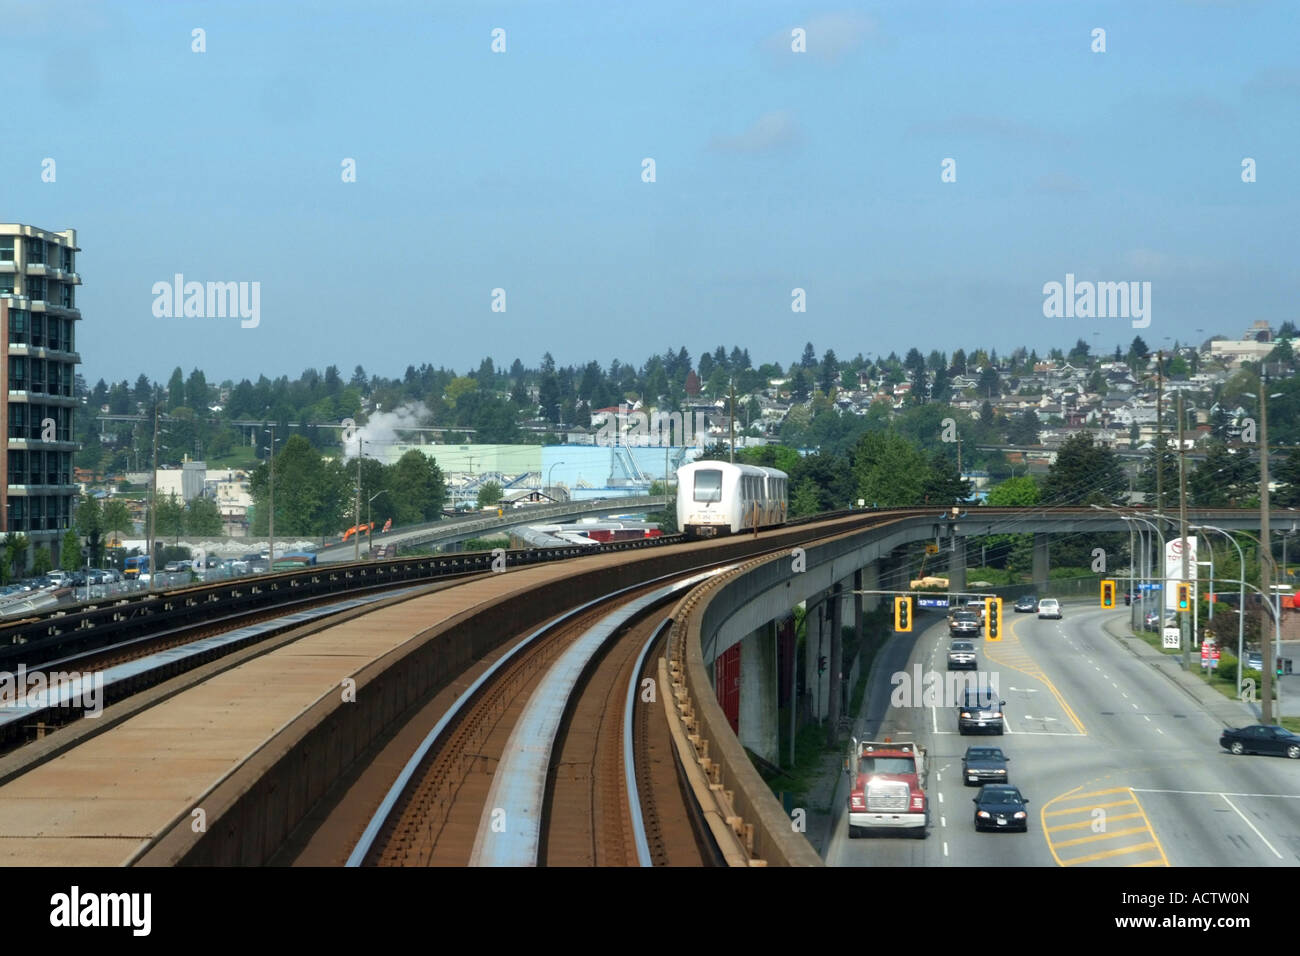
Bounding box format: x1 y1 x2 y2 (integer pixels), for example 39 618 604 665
693 469 723 503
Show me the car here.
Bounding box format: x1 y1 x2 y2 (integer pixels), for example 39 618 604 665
1143 609 1161 630
1220 725 1300 759
1014 595 1038 613
962 746 1010 785
1246 651 1263 671
949 610 983 637
1037 598 1062 620
163 560 189 573
972 784 1030 831
958 687 1006 735
947 640 978 671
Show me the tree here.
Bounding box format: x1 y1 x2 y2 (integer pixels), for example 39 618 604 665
800 342 817 369
1042 432 1125 505
75 496 104 566
186 496 225 535
167 367 185 410
32 546 52 577
921 451 972 504
61 529 82 571
155 492 186 544
852 432 929 506
477 481 503 508
3 533 29 578
791 478 823 517
819 350 839 395
387 450 447 523
101 499 133 546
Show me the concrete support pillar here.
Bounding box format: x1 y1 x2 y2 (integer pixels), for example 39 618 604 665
859 562 879 612
739 624 778 763
948 536 967 593
804 595 831 722
1033 532 1050 594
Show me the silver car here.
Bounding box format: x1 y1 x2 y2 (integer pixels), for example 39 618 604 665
1037 598 1062 620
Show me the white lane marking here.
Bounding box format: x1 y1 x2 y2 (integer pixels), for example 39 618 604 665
1222 794 1284 859
1133 788 1300 799
941 816 947 827
1132 702 1139 709
943 841 949 857
1144 715 1151 722
1121 692 1128 699
1156 727 1166 735
938 792 944 804
1001 712 1014 734
932 701 938 735
1022 716 1058 722
936 772 942 782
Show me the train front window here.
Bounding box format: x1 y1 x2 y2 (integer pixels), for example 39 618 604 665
693 469 722 503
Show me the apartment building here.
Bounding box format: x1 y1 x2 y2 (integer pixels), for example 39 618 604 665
0 224 81 566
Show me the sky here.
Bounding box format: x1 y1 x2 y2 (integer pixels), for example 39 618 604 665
4 0 1297 386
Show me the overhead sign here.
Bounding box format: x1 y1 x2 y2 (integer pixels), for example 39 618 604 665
1162 627 1181 649
1164 538 1198 612
1138 582 1163 591
917 597 949 608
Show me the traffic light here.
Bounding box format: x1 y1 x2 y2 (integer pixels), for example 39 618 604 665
1176 582 1192 612
986 597 1003 640
894 596 912 632
1100 579 1116 609
818 655 827 675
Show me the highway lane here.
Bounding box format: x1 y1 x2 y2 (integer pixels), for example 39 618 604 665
827 603 1300 868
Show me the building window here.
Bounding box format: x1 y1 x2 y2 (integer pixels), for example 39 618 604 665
26 277 44 301
0 238 13 262
60 247 73 272
0 277 14 296
8 355 26 386
60 284 73 308
25 239 44 264
8 308 27 345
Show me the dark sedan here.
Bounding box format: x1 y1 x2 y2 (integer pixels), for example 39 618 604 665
962 746 1010 785
1014 595 1038 613
1220 725 1300 759
972 784 1030 831
950 611 982 637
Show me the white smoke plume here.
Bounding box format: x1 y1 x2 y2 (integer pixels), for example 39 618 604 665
342 402 430 461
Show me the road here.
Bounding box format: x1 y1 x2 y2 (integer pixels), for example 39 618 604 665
826 605 1300 867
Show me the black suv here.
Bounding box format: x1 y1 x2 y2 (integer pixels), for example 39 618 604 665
962 746 1010 785
958 688 1006 734
972 784 1029 831
949 610 982 637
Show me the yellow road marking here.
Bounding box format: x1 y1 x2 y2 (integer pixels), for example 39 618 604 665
1126 787 1171 866
1046 811 1144 834
1051 825 1152 849
1045 797 1136 816
1061 841 1161 865
984 616 1087 734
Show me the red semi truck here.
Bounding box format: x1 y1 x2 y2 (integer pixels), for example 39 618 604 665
846 738 929 838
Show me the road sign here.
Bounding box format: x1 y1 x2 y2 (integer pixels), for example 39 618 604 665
1162 627 1180 649
917 596 949 608
1139 582 1163 591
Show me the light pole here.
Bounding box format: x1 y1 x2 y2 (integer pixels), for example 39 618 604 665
264 426 279 570
1244 372 1284 724
354 438 364 562
366 490 385 556
1192 525 1245 698
547 461 565 499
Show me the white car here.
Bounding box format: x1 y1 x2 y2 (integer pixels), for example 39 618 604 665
1037 598 1062 620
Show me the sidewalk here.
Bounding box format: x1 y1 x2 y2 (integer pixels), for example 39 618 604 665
1100 616 1263 727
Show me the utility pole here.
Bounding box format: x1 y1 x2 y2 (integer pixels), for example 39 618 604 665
1178 392 1190 671
728 381 736 464
147 405 159 591
1259 367 1275 724
354 438 363 562
267 424 275 572
1155 350 1164 519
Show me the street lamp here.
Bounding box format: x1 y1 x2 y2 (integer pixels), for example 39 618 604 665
547 461 565 499
264 427 281 571
366 490 386 556
1192 525 1246 698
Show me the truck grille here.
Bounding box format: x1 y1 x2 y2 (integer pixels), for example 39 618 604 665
866 781 910 812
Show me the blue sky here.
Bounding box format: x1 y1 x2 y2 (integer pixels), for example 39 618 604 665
6 0 1297 384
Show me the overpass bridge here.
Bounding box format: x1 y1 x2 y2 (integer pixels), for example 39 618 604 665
315 495 668 561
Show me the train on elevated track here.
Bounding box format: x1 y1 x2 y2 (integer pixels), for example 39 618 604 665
676 461 788 537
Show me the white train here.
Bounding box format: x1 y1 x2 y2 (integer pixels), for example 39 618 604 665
676 461 788 537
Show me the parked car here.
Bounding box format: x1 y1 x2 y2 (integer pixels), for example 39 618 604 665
1220 725 1300 759
1037 598 1062 620
1014 595 1038 613
972 784 1030 831
1246 651 1263 671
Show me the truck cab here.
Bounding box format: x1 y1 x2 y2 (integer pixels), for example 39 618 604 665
846 739 928 838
